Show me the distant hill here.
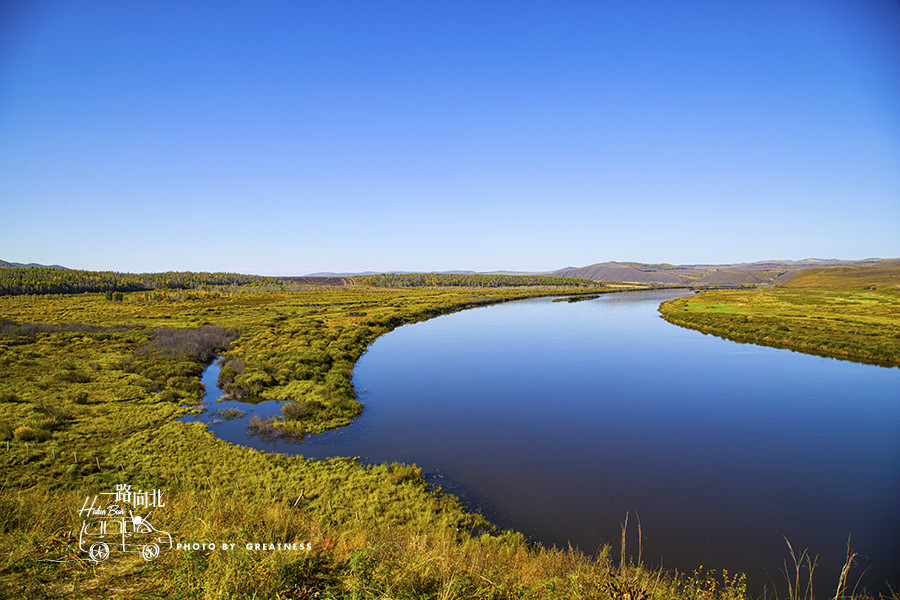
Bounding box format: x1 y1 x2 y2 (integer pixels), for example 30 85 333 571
551 262 686 283
0 259 67 269
552 259 897 286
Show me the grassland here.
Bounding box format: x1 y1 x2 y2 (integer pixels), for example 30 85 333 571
0 278 763 599
659 281 900 368
776 262 900 290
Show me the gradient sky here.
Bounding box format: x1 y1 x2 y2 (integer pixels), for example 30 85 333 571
1 1 898 275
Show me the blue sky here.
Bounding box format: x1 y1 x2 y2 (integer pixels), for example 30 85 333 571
1 0 898 274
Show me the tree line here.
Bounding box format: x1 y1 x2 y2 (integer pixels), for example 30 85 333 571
0 268 602 296
0 267 274 296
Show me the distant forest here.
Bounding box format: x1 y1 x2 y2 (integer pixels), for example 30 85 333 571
0 267 272 296
0 267 598 296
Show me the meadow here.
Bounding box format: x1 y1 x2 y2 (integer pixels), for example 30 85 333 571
658 285 900 368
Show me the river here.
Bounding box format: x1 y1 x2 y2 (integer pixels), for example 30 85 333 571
183 290 899 593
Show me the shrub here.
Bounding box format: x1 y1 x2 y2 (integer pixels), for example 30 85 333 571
281 401 312 421
242 369 276 395
221 408 244 420
387 463 423 485
54 370 92 383
247 416 276 439
12 426 37 441
139 326 237 364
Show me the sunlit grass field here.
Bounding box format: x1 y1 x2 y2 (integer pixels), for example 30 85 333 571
658 288 900 367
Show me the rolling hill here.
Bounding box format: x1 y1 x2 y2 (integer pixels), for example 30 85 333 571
0 259 67 269
552 259 897 286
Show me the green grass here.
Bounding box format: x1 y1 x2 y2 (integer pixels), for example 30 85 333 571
658 288 900 367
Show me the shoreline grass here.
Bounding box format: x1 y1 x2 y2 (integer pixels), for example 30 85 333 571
658 288 900 368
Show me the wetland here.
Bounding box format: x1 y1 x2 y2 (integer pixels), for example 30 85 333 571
187 290 900 593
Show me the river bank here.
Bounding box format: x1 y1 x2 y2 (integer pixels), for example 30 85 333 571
658 288 900 367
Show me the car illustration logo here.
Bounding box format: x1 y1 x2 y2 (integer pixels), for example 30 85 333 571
77 484 171 562
79 513 173 562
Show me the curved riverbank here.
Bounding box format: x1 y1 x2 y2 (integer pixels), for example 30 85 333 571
215 284 658 441
658 288 900 368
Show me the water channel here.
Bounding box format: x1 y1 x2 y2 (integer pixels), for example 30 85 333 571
183 290 899 593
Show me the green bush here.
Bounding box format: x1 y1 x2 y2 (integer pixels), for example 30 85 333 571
12 425 38 441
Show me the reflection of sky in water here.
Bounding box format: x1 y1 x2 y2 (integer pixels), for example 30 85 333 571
181 363 289 448
183 291 900 594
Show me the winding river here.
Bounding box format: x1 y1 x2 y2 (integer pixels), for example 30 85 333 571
183 290 899 593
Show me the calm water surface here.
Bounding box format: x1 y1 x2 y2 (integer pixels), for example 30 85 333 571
184 291 900 593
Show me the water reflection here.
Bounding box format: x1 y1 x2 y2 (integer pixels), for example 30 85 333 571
183 291 899 594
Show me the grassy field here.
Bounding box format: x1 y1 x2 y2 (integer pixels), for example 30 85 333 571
0 280 764 599
659 286 900 368
776 262 900 290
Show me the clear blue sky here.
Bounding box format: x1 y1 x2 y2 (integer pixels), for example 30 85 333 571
1 0 898 275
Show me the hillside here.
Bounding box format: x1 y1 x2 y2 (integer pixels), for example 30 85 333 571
552 262 687 283
774 261 900 289
0 259 67 269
